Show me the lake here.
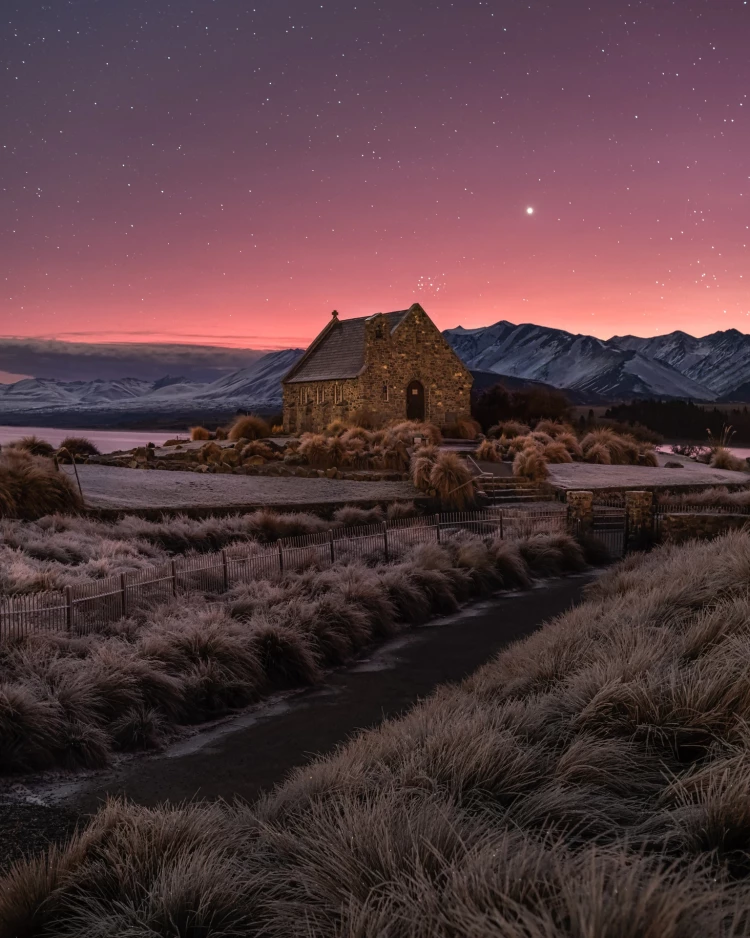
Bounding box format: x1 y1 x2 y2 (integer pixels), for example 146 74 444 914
0 426 187 454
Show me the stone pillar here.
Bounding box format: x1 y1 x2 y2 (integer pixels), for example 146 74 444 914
566 491 594 533
625 490 654 550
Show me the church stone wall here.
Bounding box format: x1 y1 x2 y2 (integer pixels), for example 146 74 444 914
282 305 473 434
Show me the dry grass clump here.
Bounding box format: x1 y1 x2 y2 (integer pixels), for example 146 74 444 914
711 447 747 472
189 425 212 441
0 531 584 776
59 436 100 458
10 534 750 935
410 449 476 509
295 420 439 473
442 416 481 440
227 413 271 442
542 440 573 464
6 436 55 458
475 438 503 462
512 444 549 482
0 451 82 521
488 420 530 439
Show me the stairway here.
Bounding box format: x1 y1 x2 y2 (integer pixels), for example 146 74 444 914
475 476 555 504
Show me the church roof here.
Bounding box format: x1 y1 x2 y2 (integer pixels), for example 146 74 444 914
283 309 410 383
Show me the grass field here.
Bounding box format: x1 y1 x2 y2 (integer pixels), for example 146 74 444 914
0 531 587 775
3 532 750 935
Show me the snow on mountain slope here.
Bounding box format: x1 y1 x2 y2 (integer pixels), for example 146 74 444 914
0 349 303 414
194 349 303 403
445 322 714 400
609 329 750 397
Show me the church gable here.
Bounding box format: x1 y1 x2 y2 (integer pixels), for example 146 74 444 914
282 303 473 433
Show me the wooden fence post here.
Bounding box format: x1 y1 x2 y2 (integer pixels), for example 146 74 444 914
382 522 389 561
329 530 335 564
120 573 128 617
222 549 229 591
65 586 74 633
499 510 504 540
278 540 285 573
171 560 178 596
434 514 441 543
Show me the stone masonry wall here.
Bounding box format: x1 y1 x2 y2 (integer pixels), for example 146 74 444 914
282 378 360 434
660 513 750 544
283 305 473 434
361 305 473 429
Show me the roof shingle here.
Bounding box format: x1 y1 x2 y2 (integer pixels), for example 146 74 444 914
284 309 409 383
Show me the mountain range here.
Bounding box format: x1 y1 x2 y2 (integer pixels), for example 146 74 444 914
1 322 749 420
444 322 750 403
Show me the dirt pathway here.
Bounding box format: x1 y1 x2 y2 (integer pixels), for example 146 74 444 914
52 576 592 813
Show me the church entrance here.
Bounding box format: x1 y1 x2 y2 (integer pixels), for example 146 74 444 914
406 380 425 420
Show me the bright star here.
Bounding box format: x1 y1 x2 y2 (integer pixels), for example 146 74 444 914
526 207 534 215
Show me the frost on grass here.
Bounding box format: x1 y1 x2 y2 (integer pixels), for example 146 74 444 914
5 534 750 935
0 532 585 775
0 505 414 593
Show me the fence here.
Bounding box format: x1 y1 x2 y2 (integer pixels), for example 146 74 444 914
0 505 569 641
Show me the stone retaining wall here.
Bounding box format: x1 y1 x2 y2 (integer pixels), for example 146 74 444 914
660 512 750 544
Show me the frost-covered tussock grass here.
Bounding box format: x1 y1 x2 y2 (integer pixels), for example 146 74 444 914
0 532 585 776
4 533 750 937
0 504 415 593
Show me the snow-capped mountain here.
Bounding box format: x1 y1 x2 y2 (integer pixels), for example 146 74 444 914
609 329 750 398
4 320 750 415
444 322 750 401
0 349 303 416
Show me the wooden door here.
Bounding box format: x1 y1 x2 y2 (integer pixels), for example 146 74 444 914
406 380 425 420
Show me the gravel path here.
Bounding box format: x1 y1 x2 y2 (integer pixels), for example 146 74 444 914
65 464 419 513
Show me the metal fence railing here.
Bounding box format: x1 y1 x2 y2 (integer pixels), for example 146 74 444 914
1 505 570 640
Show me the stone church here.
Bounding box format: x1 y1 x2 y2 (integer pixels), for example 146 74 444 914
282 303 473 434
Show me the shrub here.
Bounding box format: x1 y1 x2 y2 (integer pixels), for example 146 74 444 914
584 441 612 464
542 441 573 464
325 419 349 437
442 417 481 440
332 505 384 526
59 436 101 458
190 426 212 441
410 454 435 491
557 431 583 459
7 436 55 458
386 500 417 520
475 438 502 462
513 445 549 481
0 450 83 520
428 452 476 510
298 434 330 468
227 414 270 442
711 447 747 472
388 421 442 446
488 420 530 439
350 407 385 430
